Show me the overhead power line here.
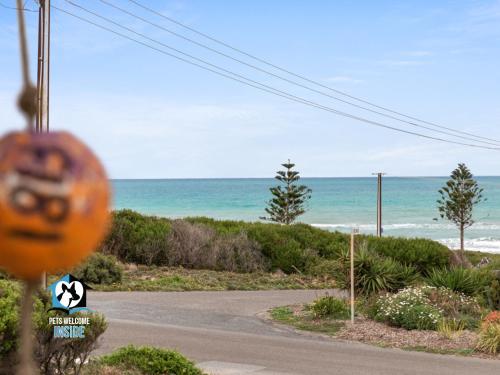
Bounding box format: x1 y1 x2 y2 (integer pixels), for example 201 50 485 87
50 5 500 151
126 0 500 145
91 0 500 147
0 1 36 11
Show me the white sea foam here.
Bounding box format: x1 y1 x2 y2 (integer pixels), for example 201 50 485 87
437 238 500 253
310 223 500 253
311 222 500 230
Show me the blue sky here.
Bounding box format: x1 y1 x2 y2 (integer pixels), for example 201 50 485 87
1 0 500 178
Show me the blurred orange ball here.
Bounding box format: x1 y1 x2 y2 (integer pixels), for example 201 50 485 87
0 131 110 280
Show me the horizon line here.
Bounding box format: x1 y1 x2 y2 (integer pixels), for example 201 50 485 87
109 175 500 180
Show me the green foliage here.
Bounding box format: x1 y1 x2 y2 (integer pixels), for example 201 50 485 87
309 296 350 319
331 244 419 295
99 345 204 375
363 236 450 275
477 323 500 354
426 267 488 295
374 285 482 331
485 279 500 310
374 286 443 330
437 318 466 339
437 163 484 251
0 280 20 358
102 209 172 266
74 253 123 284
261 160 312 225
103 211 450 276
0 280 107 375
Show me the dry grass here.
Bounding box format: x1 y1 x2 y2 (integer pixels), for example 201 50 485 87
89 265 336 292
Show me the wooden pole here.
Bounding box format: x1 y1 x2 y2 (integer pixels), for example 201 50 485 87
16 280 39 375
36 0 51 289
350 229 357 324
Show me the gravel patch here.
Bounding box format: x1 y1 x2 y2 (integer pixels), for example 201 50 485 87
336 317 500 358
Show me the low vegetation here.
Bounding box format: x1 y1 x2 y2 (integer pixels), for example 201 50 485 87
77 266 335 292
73 253 123 285
88 345 205 375
0 280 107 374
269 247 500 358
101 210 452 276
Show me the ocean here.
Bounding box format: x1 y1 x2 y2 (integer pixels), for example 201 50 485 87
111 177 500 253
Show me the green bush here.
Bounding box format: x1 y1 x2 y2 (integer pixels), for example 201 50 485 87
0 280 107 375
102 210 172 266
426 267 488 295
373 285 483 331
0 280 20 359
485 279 500 310
364 236 450 275
74 253 123 284
306 259 338 276
309 296 350 319
99 345 204 375
102 210 451 276
374 286 443 330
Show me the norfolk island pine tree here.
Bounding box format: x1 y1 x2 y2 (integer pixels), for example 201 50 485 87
261 160 312 225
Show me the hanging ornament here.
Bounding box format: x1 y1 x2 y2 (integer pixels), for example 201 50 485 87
0 131 111 280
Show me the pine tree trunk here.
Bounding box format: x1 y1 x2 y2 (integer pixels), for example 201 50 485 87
460 224 464 253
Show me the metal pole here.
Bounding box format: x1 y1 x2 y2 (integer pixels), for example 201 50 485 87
372 173 386 237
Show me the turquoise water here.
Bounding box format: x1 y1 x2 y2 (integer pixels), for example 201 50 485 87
112 177 500 253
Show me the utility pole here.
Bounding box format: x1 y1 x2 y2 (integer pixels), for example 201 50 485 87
36 0 50 133
37 0 51 288
372 172 386 237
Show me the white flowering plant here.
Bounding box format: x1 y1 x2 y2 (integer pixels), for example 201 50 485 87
374 285 482 331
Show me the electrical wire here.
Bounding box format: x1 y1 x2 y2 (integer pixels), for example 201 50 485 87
89 0 500 147
50 4 500 151
126 0 500 145
0 0 36 11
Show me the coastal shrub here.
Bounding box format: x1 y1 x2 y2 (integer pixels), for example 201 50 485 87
477 314 500 354
426 267 488 295
364 236 451 275
309 296 350 319
103 210 451 275
0 280 20 360
306 259 338 277
374 286 443 330
485 279 500 310
342 245 418 295
373 285 483 331
74 253 123 285
242 224 313 273
101 210 171 266
167 220 266 272
210 232 268 272
98 345 204 375
425 287 482 327
0 280 107 374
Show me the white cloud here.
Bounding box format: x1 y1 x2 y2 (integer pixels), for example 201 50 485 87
379 60 425 67
404 50 432 57
326 76 363 84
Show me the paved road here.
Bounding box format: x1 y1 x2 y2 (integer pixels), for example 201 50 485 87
90 290 499 375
